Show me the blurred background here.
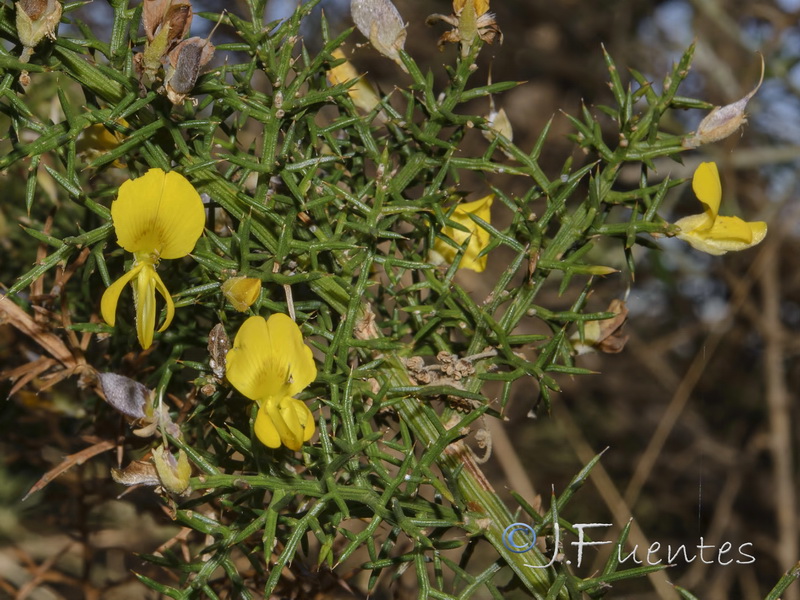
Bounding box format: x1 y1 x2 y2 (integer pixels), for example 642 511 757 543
1 0 799 598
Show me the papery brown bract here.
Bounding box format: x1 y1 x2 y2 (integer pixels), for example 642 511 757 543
143 0 192 42
570 299 629 355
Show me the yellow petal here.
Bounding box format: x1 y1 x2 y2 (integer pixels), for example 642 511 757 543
677 218 767 255
152 267 176 333
271 396 304 450
221 276 261 312
254 402 282 448
692 162 721 224
131 263 175 349
454 0 489 15
293 398 316 442
135 263 158 350
111 168 205 260
432 194 494 272
260 396 315 451
225 314 317 401
101 262 144 327
328 49 381 114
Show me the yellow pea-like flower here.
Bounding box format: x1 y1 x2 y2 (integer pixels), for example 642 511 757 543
101 168 205 349
225 314 317 451
675 162 767 256
430 194 494 272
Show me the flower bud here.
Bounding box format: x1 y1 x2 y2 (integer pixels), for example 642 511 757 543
221 276 261 312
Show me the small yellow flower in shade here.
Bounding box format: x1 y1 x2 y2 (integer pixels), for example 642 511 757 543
76 118 129 167
221 276 261 312
225 315 317 450
430 194 494 272
101 168 205 349
675 162 767 256
327 49 382 115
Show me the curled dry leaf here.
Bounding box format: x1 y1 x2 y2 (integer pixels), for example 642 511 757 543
163 35 215 104
682 55 764 148
111 459 161 487
570 299 629 355
350 0 407 71
143 0 192 42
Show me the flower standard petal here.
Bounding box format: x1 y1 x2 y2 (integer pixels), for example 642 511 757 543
111 168 205 260
691 161 722 228
267 313 317 396
225 314 317 401
225 316 287 400
101 262 145 327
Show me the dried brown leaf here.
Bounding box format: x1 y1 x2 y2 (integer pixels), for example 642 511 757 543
22 440 116 501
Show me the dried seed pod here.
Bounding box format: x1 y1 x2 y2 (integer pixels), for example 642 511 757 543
350 0 407 70
682 56 764 148
15 0 62 66
163 35 215 104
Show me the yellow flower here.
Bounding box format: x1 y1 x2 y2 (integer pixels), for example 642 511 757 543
430 194 494 272
675 162 767 256
225 314 317 450
101 168 205 349
76 118 129 167
327 49 382 115
221 276 261 312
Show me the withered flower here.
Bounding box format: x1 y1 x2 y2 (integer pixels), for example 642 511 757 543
350 0 408 70
163 35 215 104
570 299 629 355
682 56 764 149
427 0 501 57
134 0 193 82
